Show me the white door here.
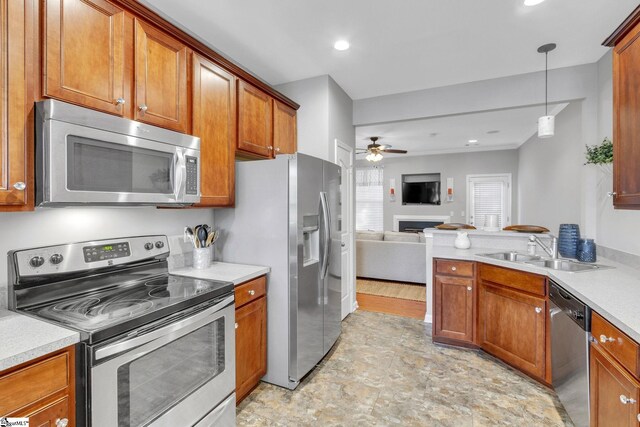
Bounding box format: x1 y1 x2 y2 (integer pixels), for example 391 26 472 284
335 140 355 320
466 174 512 229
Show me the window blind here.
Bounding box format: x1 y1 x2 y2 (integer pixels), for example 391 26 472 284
356 167 383 231
467 175 510 229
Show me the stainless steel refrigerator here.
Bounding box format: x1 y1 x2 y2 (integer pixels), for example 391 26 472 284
215 153 342 390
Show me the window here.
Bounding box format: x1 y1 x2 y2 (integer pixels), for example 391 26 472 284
466 174 511 229
355 167 383 231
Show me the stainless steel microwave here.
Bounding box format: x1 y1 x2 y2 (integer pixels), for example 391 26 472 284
35 100 200 207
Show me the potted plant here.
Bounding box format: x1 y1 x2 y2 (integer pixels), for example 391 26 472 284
585 137 613 174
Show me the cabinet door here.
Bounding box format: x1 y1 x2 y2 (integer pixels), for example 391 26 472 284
0 0 33 209
478 281 546 380
613 23 640 208
192 55 236 207
22 396 69 427
134 19 189 133
44 0 127 116
273 99 296 154
237 80 273 158
590 342 640 427
433 275 474 344
235 296 267 404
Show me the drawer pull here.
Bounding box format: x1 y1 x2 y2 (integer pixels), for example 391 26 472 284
56 419 69 427
535 307 542 314
235 322 238 329
600 334 616 343
451 266 457 271
620 394 636 405
467 286 472 291
248 290 255 296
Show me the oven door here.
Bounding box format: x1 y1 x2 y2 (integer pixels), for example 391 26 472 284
90 295 235 427
40 119 199 206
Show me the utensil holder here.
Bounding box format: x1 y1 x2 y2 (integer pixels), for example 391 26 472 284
192 247 212 269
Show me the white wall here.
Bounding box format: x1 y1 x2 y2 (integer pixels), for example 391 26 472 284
328 76 356 154
595 51 640 256
518 102 584 234
0 207 214 307
363 150 519 231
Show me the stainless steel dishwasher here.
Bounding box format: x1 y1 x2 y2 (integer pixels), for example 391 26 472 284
549 280 591 427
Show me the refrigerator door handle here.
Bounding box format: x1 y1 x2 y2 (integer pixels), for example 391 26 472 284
320 191 331 279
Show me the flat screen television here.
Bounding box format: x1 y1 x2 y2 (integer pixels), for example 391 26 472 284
402 181 441 205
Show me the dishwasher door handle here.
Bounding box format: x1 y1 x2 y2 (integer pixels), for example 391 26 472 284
549 307 562 317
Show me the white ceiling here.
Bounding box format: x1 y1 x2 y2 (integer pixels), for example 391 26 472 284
355 103 568 158
143 0 636 100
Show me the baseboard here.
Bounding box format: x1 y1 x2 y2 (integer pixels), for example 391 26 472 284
424 313 432 324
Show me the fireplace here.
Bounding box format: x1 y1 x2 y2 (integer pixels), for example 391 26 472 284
393 215 450 232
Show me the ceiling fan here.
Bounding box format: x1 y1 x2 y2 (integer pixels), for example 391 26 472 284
356 137 408 162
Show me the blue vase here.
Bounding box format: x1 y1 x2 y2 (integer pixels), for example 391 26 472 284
558 224 580 259
577 238 597 262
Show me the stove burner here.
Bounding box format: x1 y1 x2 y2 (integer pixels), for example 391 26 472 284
145 276 180 287
52 297 101 314
87 299 154 320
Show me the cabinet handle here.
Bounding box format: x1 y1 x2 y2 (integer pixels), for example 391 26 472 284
138 104 148 113
56 419 69 427
268 146 273 151
235 322 238 329
248 290 255 296
275 147 281 153
451 266 457 271
13 182 26 190
115 98 126 105
467 286 472 291
600 334 616 343
637 414 640 422
607 191 617 197
620 394 636 405
535 307 542 314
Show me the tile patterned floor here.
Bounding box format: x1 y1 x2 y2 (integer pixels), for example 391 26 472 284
236 310 573 426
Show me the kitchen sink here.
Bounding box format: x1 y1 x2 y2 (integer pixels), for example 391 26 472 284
479 252 542 262
524 259 611 273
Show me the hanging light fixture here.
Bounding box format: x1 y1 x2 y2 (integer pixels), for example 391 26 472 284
537 43 557 138
366 152 383 162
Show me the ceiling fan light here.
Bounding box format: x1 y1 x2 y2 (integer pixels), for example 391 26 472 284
373 153 383 162
538 115 555 138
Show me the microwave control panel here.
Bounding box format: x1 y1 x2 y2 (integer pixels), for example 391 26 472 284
185 156 198 195
83 242 131 263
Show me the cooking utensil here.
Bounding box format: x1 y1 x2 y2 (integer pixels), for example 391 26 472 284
197 226 208 248
185 227 196 248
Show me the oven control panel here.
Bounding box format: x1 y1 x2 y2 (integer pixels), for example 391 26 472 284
83 242 131 263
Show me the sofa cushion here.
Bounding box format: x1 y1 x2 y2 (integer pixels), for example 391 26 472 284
356 230 384 241
383 231 420 242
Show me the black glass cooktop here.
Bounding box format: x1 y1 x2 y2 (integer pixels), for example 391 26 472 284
25 273 233 344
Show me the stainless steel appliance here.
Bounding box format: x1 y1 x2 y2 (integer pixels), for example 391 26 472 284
35 100 201 207
549 280 591 427
216 153 342 389
9 235 235 427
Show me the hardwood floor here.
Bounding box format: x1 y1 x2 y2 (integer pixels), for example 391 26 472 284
356 278 427 319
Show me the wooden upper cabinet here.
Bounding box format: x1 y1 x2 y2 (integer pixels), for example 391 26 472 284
478 281 547 382
273 100 296 155
192 54 236 207
134 19 190 133
590 342 640 427
44 0 127 116
237 80 273 158
0 0 33 210
612 21 640 208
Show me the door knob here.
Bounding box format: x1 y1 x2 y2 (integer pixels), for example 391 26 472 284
620 394 636 404
56 419 69 427
535 307 542 314
235 322 238 329
13 182 26 190
451 266 457 271
467 286 472 291
248 290 255 296
607 191 617 197
276 147 281 153
341 242 346 247
115 98 126 105
268 146 273 151
138 104 148 112
600 334 616 343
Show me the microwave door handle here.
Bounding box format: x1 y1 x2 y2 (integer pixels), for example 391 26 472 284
94 295 234 361
174 149 186 201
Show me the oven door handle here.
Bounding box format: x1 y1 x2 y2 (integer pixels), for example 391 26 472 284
94 294 234 362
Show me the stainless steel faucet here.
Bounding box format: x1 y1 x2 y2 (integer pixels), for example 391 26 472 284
531 234 559 259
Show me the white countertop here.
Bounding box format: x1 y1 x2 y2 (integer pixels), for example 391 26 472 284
171 261 270 285
0 309 79 372
431 246 640 343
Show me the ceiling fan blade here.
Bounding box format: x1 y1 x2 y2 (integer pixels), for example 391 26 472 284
381 149 407 154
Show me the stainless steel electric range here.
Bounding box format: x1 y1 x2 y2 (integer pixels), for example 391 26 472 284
8 235 236 427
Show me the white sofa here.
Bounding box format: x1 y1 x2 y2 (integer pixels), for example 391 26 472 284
356 231 427 284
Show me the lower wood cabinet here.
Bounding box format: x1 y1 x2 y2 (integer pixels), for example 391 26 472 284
0 346 75 426
235 275 267 404
590 341 640 426
432 259 475 346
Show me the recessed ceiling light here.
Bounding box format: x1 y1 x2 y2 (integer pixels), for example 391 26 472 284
334 40 350 51
468 139 478 143
524 0 545 6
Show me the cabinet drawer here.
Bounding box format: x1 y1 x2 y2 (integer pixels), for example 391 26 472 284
0 352 70 414
235 275 267 308
592 312 640 377
435 259 474 277
479 263 546 297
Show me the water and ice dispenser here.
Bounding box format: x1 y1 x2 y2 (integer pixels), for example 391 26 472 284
302 215 319 265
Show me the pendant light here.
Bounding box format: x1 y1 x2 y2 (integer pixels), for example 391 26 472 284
537 43 556 138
